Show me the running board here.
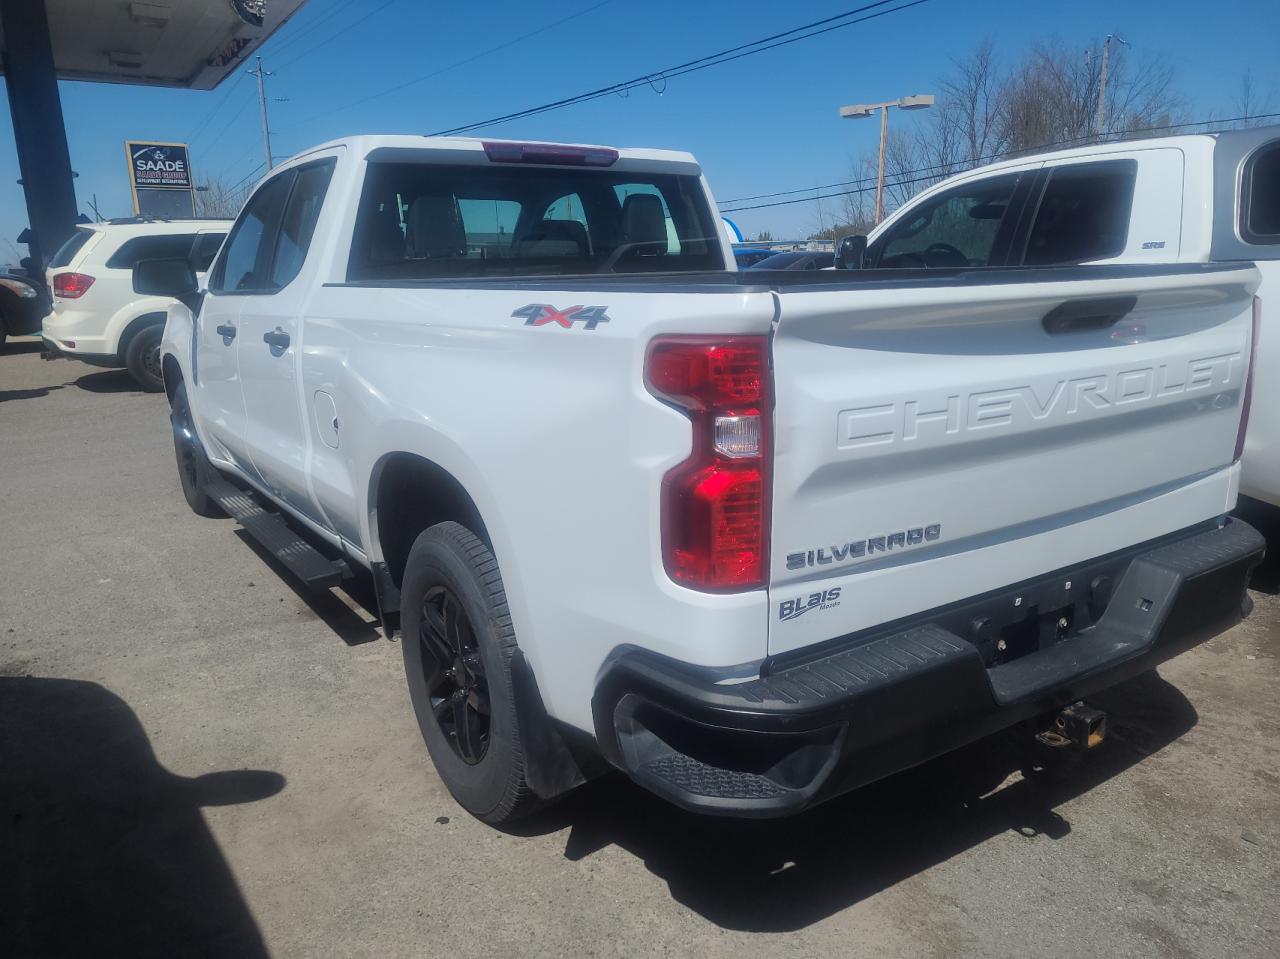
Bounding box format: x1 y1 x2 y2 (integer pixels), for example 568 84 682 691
207 478 351 590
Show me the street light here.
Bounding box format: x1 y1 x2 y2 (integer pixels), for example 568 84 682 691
839 93 934 223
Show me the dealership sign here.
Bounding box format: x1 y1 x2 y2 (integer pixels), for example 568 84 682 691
125 141 195 216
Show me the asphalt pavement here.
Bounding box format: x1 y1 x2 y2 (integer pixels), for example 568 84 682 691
2 335 1277 959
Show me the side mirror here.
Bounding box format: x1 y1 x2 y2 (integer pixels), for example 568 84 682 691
134 257 201 313
835 234 868 270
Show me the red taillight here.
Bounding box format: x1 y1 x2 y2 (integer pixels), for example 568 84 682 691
53 272 94 299
1235 295 1261 463
482 141 619 167
646 336 771 591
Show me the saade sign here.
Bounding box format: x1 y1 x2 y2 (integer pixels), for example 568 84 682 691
125 140 195 217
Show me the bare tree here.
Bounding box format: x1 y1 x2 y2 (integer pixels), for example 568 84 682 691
933 38 1008 170
194 177 251 218
1002 39 1185 153
1232 68 1275 128
811 36 1189 239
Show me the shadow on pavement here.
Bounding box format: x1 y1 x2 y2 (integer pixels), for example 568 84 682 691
1232 496 1280 593
74 369 143 394
0 676 285 958
0 384 64 403
514 669 1196 932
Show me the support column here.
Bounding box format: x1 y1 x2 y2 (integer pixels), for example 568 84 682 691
1 0 78 268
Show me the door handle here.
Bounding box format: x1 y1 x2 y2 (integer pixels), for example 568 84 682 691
1042 296 1138 334
215 323 236 341
263 328 291 354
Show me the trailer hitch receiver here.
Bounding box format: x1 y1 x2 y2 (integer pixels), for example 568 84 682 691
1035 702 1106 751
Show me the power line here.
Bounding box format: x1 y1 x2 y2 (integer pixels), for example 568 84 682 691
263 0 356 59
276 0 401 69
226 162 265 194
722 172 942 213
719 110 1280 212
206 95 253 149
430 0 933 136
187 74 244 145
276 0 618 132
722 160 958 205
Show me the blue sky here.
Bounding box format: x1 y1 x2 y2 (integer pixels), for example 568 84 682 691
2 0 1278 256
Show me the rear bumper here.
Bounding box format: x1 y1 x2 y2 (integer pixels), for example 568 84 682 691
40 337 119 366
591 518 1265 817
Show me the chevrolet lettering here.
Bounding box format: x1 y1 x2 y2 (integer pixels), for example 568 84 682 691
838 353 1243 452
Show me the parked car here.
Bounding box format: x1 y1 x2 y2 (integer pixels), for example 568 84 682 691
746 249 835 270
836 126 1280 509
42 217 229 390
138 135 1263 825
0 271 50 350
733 246 777 268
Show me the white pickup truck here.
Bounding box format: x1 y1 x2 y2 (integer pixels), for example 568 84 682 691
837 126 1280 508
138 135 1265 824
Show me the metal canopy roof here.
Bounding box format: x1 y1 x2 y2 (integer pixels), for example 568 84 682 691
0 0 309 90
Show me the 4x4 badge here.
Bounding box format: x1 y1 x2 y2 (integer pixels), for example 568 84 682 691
512 304 610 330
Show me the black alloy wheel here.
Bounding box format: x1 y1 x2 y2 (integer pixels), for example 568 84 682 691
170 381 222 517
173 392 199 491
419 585 491 764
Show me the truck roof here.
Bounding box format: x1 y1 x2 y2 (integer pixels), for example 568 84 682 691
283 135 702 171
939 123 1279 180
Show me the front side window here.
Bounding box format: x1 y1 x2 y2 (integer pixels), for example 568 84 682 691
1022 160 1137 265
211 173 293 293
873 174 1021 268
347 161 721 280
1242 141 1280 244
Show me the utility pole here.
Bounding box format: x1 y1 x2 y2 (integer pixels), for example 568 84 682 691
839 94 934 224
248 56 274 171
1094 35 1129 139
875 104 889 223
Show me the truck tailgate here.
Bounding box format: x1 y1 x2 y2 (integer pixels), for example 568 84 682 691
768 264 1259 656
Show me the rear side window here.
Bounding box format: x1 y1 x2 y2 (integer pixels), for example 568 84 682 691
190 233 227 272
1241 141 1280 244
48 228 93 268
105 233 198 270
1022 160 1137 265
347 162 722 280
873 174 1021 268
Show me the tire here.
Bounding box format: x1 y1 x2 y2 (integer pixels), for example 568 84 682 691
400 522 541 824
124 324 165 392
170 381 223 517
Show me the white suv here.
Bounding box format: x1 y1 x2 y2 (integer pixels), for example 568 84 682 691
43 218 229 390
